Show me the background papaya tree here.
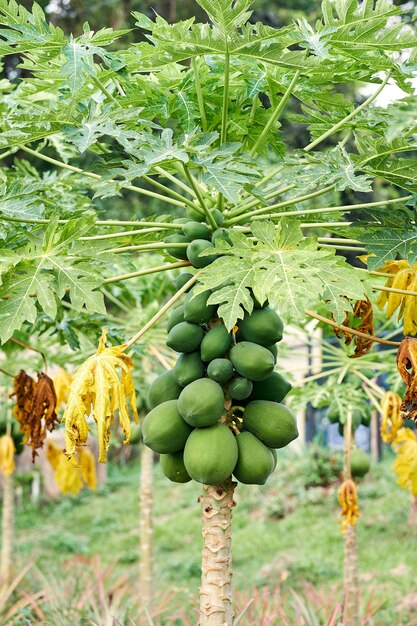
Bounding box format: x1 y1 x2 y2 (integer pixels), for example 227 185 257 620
0 0 417 622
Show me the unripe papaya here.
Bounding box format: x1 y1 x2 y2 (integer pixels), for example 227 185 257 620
164 234 190 260
270 447 277 471
350 448 371 478
267 344 278 362
148 370 182 408
326 404 339 424
233 432 275 484
182 221 211 241
249 372 292 403
129 424 142 445
186 207 205 222
142 400 193 454
167 305 184 332
184 288 216 324
178 378 225 427
200 324 232 361
207 358 233 383
160 450 191 483
183 423 238 484
361 407 372 427
227 377 253 400
211 208 224 226
237 307 283 346
211 228 231 245
166 321 204 353
230 342 275 381
174 352 205 387
243 400 298 448
187 239 217 268
175 273 194 291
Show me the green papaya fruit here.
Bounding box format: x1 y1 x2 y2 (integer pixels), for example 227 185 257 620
187 240 217 268
243 400 298 448
207 358 233 383
142 400 193 454
178 378 225 427
175 273 194 291
249 372 292 403
160 450 191 483
350 448 371 478
148 370 182 408
173 217 190 224
182 221 211 241
130 424 142 445
361 407 372 427
200 324 232 361
186 207 205 222
174 352 205 387
270 448 277 471
211 228 231 245
164 234 190 260
183 423 238 484
227 377 253 400
237 307 283 346
211 209 224 226
233 432 275 485
267 344 278 362
166 321 204 353
184 289 216 324
230 342 275 382
326 404 339 424
167 305 185 332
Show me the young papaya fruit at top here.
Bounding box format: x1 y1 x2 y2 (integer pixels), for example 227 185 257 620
174 351 205 387
233 432 275 485
186 207 205 222
164 234 190 260
350 447 371 478
326 404 339 424
183 423 238 484
207 358 234 383
167 305 185 332
243 400 298 448
211 208 224 226
182 221 211 241
148 369 183 408
175 273 194 291
187 239 217 268
211 228 231 245
184 288 216 324
237 307 283 346
230 341 275 382
166 321 204 353
178 378 225 427
200 324 232 361
249 372 292 403
160 450 191 483
142 400 193 454
227 376 253 400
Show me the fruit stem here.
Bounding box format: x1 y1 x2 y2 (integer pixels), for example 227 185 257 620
123 273 200 349
103 261 191 284
182 164 218 230
99 242 189 254
199 478 236 626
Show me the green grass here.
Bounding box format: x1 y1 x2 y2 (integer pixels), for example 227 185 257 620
12 447 417 624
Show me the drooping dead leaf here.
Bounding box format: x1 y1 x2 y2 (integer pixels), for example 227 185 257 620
10 370 58 461
63 329 138 463
53 368 73 410
331 297 374 358
338 478 360 532
392 428 417 497
375 260 417 335
46 439 97 495
0 435 15 477
397 337 417 421
380 390 403 443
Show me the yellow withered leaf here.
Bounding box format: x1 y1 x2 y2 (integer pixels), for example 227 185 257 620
375 260 417 335
338 478 360 532
380 390 403 444
0 435 16 477
53 368 73 410
46 439 97 495
392 428 417 497
63 329 138 463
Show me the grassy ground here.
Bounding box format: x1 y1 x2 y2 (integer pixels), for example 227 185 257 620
11 446 417 624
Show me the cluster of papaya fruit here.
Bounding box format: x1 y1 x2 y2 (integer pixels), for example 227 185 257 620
142 259 298 486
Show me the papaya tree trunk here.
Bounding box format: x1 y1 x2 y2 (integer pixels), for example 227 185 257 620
139 443 154 609
0 474 14 586
199 479 236 626
343 524 360 626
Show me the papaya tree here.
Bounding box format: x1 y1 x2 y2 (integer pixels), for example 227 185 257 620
0 0 417 622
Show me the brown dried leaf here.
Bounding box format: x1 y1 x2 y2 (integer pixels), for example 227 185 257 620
332 298 374 358
397 337 417 421
10 370 58 461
